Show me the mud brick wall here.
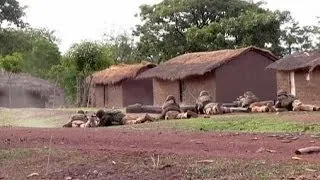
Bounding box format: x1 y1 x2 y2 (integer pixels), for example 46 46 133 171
105 84 123 108
153 79 180 106
295 69 320 105
182 73 216 105
276 71 290 93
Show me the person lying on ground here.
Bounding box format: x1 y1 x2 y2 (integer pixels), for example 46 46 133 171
95 109 156 126
63 110 99 128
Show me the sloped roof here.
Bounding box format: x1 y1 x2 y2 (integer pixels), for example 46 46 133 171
266 51 320 72
0 71 61 98
91 62 156 85
137 46 278 81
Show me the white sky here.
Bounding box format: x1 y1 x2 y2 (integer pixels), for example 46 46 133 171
18 0 320 53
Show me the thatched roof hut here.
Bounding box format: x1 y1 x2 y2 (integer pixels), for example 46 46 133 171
138 46 277 81
0 70 65 108
91 62 156 85
266 50 320 105
0 71 59 98
90 62 156 108
137 46 278 105
266 51 320 72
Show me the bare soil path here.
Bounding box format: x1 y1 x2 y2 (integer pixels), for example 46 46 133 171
1 127 319 162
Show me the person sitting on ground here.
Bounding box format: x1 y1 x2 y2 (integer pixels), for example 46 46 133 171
195 91 232 115
239 91 259 108
158 95 197 120
274 90 296 111
195 91 213 114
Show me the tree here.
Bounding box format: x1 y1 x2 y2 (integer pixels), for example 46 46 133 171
103 32 138 64
0 28 33 55
0 0 27 28
67 41 113 106
22 28 61 79
134 0 284 61
0 28 61 78
49 56 78 105
0 52 23 107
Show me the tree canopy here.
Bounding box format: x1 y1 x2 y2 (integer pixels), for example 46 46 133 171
0 0 27 28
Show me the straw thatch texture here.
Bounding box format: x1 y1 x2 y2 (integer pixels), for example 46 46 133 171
91 62 156 85
137 46 278 81
266 51 320 72
0 71 60 98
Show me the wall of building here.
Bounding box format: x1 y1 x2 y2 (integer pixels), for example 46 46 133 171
153 79 180 106
276 71 290 94
181 73 216 105
93 85 105 107
105 84 123 108
0 88 46 108
122 79 153 106
215 51 277 103
291 68 320 105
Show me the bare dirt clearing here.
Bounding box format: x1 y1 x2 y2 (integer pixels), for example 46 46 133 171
1 109 320 179
1 128 320 179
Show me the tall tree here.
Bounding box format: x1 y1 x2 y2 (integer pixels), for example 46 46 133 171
103 32 138 64
0 52 23 107
0 28 61 78
0 0 27 28
22 28 61 79
67 41 113 106
134 0 284 62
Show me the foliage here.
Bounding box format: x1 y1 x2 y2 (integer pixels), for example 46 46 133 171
0 0 27 28
134 0 285 61
50 41 114 105
103 32 138 64
0 52 23 107
0 52 23 73
0 28 61 78
131 113 320 134
68 41 113 76
280 12 320 55
0 28 33 55
49 56 78 103
22 28 61 78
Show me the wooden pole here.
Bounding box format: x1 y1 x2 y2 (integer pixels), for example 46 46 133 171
290 71 296 96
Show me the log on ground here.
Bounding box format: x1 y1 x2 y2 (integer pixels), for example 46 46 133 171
295 146 320 155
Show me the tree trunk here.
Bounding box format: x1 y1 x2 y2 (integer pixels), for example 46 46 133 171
53 80 58 108
81 75 92 107
86 76 93 107
8 74 12 108
76 77 84 107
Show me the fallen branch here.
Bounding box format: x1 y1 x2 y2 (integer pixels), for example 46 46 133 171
295 146 320 155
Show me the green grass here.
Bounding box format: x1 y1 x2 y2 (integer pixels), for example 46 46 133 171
131 113 320 134
1 108 320 134
0 108 125 128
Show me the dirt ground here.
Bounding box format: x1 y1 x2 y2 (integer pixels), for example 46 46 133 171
1 127 320 179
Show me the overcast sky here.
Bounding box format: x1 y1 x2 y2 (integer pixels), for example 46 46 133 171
18 0 320 53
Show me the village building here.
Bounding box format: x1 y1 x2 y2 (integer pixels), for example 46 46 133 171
137 46 279 105
267 51 320 105
90 62 156 108
0 71 65 108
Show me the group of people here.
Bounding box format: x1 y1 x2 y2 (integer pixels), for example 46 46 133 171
63 89 320 128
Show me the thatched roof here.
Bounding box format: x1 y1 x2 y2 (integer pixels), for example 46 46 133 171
0 71 61 98
137 46 278 81
91 62 156 85
266 51 320 72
